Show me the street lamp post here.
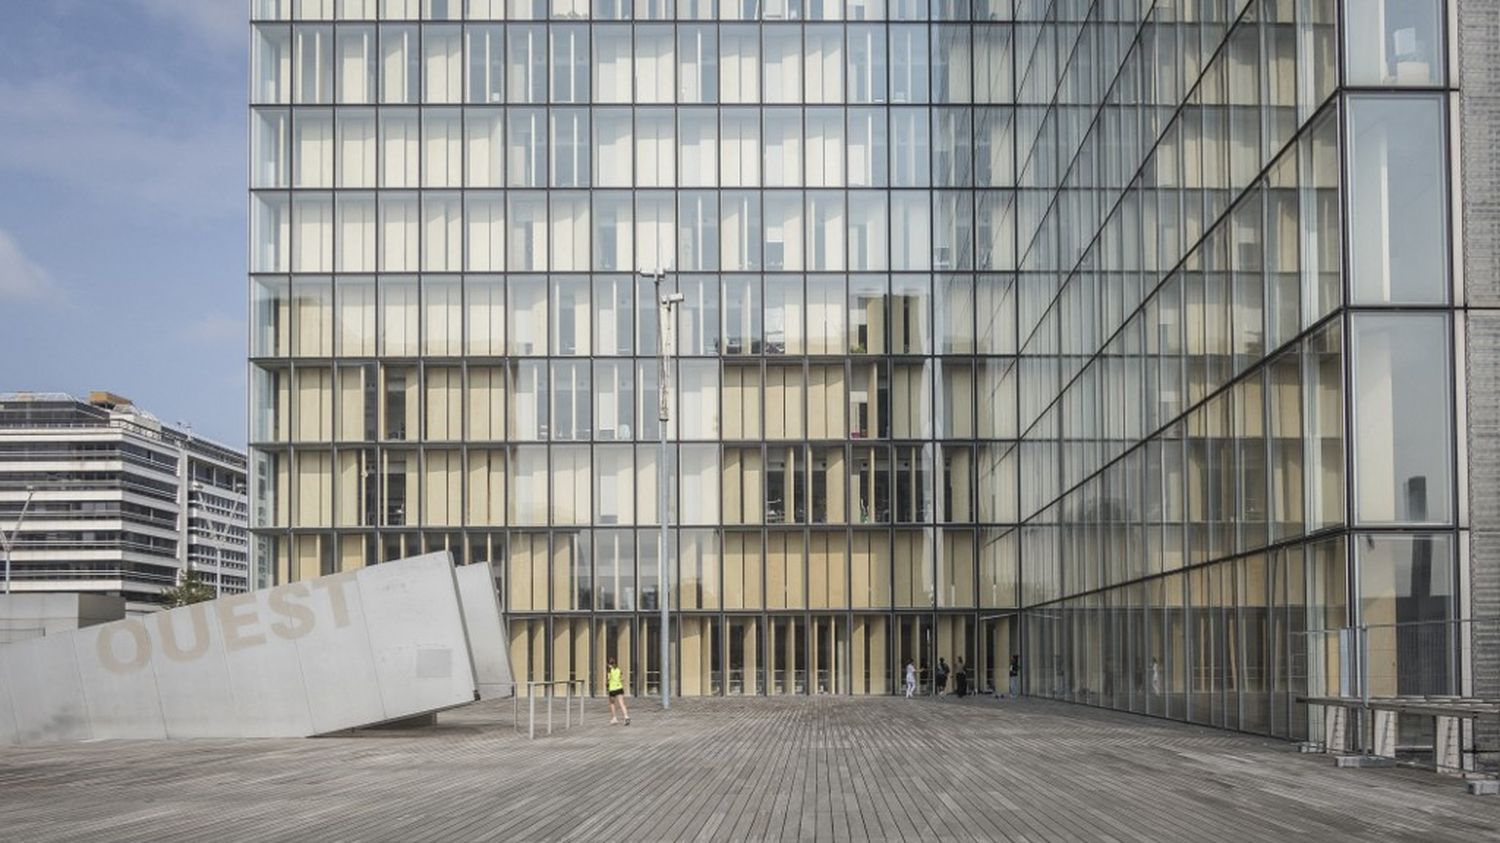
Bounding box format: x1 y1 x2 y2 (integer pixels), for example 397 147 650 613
643 266 682 710
2 485 38 595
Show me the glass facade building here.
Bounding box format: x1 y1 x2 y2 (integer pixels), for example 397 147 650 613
250 0 1490 739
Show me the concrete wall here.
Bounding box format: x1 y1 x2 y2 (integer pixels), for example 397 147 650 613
0 593 125 644
455 562 513 699
1460 0 1500 757
0 553 480 745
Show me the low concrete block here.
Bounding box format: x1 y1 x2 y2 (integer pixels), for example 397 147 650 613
1437 716 1463 772
1373 709 1398 758
1324 706 1347 754
1334 755 1396 769
1466 779 1500 796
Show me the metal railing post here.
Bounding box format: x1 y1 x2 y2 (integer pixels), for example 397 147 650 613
516 680 597 739
1359 625 1371 754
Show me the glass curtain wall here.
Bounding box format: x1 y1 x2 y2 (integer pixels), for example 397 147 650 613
251 0 1466 729
1007 0 1462 741
251 0 1018 701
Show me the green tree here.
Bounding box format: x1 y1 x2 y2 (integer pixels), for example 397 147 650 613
161 569 217 608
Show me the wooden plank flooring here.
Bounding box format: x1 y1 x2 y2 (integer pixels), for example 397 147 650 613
1 696 1497 842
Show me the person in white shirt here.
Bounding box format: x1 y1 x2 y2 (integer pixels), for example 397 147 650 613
905 660 917 699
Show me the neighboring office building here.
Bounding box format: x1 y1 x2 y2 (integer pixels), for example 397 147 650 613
248 0 1497 743
0 392 249 614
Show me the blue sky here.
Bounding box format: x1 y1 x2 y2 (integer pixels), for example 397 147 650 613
0 0 246 445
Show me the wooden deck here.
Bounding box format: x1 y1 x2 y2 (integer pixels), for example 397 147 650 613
1 696 1496 841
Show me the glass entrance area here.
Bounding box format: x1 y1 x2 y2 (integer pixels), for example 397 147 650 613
979 614 1017 696
852 615 889 694
638 618 674 698
810 615 848 694
727 616 762 696
936 614 973 692
594 617 632 698
680 616 721 696
894 614 933 694
769 617 806 695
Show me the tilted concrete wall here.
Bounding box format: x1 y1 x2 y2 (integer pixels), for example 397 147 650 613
455 562 514 699
0 552 481 745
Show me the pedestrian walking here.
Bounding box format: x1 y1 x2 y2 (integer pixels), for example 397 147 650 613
1008 654 1020 699
954 656 968 698
936 657 950 696
606 656 630 725
905 660 917 699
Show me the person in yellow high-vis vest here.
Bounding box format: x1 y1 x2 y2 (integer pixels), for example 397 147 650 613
606 656 630 725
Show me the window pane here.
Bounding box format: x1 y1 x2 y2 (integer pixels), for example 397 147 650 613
1303 322 1344 531
721 108 761 186
422 25 461 102
889 25 929 104
763 25 802 104
550 109 590 187
593 192 634 271
380 25 420 103
766 275 804 355
593 275 633 356
680 110 719 186
507 25 547 103
466 24 505 103
595 360 635 440
593 25 633 103
679 25 718 103
593 109 633 187
550 25 589 102
1344 0 1444 87
1357 533 1457 695
1346 96 1448 304
848 24 887 103
507 108 547 187
721 24 761 103
1351 313 1452 525
550 361 591 440
337 26 378 103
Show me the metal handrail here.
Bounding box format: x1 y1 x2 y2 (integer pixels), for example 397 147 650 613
1293 618 1500 771
512 680 586 740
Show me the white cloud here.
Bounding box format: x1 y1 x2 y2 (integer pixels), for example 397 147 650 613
133 0 245 51
0 76 242 222
0 229 62 302
181 312 244 345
